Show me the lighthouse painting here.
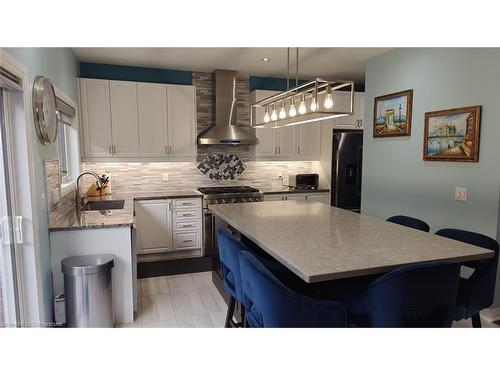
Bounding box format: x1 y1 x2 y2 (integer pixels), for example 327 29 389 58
373 89 413 137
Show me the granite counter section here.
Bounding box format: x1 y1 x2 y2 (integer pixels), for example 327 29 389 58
209 201 494 283
260 186 330 195
49 190 202 232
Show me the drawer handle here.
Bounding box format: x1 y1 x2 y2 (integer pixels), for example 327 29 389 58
181 202 192 206
181 225 194 228
182 240 193 243
182 213 194 217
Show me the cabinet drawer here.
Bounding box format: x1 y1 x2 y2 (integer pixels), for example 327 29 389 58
173 220 200 232
173 209 201 220
173 198 201 210
174 232 200 250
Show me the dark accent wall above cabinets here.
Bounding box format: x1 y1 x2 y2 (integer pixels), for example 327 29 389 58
79 62 193 85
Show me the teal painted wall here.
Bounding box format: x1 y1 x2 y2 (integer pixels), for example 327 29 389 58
362 48 500 306
4 48 79 322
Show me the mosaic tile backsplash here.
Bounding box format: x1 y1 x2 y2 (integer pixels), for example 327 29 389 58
197 154 247 180
81 160 318 194
44 159 76 226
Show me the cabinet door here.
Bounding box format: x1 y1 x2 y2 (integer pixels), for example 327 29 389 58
354 92 365 128
251 90 280 158
137 82 168 157
110 81 140 157
255 128 278 157
285 194 306 201
135 200 172 253
298 123 321 159
306 193 328 204
167 84 196 158
335 92 365 127
277 126 298 157
263 194 285 201
80 79 113 157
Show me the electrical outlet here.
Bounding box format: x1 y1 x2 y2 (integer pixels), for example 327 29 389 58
455 187 467 202
162 172 169 182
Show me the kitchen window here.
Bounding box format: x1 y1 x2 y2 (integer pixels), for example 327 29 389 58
56 106 79 195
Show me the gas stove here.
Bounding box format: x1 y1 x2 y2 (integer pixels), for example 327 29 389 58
197 186 263 207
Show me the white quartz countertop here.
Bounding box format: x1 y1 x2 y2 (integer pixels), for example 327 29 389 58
209 201 494 283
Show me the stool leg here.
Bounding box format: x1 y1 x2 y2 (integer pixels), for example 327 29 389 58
471 313 482 328
239 305 246 328
224 296 236 328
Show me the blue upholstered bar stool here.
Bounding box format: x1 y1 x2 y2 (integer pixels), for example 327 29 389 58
347 261 460 327
435 229 499 328
216 229 249 328
239 250 347 328
386 215 430 232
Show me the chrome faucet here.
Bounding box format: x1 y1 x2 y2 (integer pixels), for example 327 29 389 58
76 171 103 215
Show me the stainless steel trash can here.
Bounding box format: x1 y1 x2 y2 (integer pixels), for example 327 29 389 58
61 254 115 327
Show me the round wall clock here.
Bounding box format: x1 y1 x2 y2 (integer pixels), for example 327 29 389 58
32 75 58 145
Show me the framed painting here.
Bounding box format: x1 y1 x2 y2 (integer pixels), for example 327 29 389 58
373 89 413 137
423 105 481 162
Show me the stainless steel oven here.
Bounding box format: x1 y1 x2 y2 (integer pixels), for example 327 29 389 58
197 186 263 276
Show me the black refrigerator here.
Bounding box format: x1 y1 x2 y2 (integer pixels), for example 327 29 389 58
331 129 363 212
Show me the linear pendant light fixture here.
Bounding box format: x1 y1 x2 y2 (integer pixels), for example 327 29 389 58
251 48 355 129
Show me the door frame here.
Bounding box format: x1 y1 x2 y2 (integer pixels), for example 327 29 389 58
0 49 44 325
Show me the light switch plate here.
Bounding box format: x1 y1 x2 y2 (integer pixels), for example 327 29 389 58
455 187 467 201
162 172 169 182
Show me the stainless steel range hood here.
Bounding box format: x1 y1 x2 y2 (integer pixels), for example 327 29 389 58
197 70 258 145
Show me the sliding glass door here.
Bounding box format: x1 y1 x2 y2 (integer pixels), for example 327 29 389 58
0 88 20 327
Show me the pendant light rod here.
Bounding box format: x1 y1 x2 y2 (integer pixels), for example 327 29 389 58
286 47 290 91
296 47 299 88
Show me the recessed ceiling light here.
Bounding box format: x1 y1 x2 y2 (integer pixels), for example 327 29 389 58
261 57 271 62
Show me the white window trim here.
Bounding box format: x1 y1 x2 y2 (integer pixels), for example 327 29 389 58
53 86 80 199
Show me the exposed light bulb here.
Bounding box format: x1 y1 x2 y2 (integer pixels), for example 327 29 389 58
279 103 287 119
298 95 307 114
324 93 334 109
270 106 278 121
263 107 270 123
324 85 334 109
310 97 318 112
289 101 297 117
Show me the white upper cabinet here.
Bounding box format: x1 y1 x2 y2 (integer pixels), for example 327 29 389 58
334 91 365 128
251 89 320 160
277 126 298 157
79 78 197 160
137 82 168 157
298 123 321 159
80 78 113 157
110 81 140 157
255 128 277 157
166 84 197 159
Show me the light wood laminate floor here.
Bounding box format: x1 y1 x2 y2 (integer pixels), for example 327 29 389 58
117 271 499 328
117 271 227 328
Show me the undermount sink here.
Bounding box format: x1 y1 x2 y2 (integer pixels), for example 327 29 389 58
82 199 125 211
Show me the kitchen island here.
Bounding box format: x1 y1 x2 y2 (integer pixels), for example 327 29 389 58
209 201 494 283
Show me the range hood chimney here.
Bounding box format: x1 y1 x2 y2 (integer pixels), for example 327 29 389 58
197 70 258 145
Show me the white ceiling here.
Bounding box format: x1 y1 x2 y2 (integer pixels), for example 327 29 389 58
72 48 392 83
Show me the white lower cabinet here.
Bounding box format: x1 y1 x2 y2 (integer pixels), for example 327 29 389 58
135 200 173 254
264 192 329 203
305 193 328 204
135 197 202 256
